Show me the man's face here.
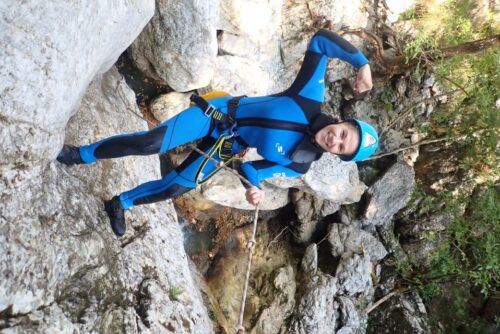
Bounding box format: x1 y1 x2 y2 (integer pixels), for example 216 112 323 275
314 122 359 157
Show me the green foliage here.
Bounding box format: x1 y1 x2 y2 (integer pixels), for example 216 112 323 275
400 0 499 181
395 184 499 331
168 286 183 301
388 1 498 330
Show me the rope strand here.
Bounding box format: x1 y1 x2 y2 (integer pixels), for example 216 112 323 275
235 207 259 334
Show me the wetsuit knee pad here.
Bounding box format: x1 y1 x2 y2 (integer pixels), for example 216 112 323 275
93 126 167 159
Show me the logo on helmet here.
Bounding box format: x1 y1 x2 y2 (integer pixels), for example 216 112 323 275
364 133 376 148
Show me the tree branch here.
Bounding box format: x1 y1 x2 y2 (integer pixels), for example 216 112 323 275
365 137 450 160
365 287 410 314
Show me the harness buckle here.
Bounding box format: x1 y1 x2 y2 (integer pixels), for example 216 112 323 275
204 104 217 117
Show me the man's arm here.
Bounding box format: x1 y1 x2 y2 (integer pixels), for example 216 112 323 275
284 29 370 103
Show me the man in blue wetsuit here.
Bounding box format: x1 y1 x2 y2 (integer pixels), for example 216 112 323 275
57 29 379 237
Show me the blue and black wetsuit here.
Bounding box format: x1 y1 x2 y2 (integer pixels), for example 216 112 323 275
78 30 369 210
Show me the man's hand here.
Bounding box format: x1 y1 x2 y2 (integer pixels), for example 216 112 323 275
352 64 373 94
245 186 265 207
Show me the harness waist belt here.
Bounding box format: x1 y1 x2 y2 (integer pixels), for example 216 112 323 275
189 94 245 130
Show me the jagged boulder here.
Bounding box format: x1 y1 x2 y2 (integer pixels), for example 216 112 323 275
269 154 367 203
290 190 324 243
362 160 415 227
195 168 290 210
328 223 388 261
129 0 219 91
0 68 213 333
335 253 373 297
0 0 154 167
214 0 284 95
336 296 367 334
287 274 339 334
150 92 191 123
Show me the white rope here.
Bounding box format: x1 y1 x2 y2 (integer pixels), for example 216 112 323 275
235 207 259 334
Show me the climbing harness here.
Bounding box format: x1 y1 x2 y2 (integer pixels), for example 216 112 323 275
189 93 248 185
126 95 261 334
193 132 241 185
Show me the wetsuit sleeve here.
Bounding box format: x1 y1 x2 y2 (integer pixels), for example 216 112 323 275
238 160 306 188
286 29 369 103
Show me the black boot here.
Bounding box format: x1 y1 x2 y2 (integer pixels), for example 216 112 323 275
104 196 126 237
57 145 84 165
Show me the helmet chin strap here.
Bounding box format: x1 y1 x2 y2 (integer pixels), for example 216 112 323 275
308 113 338 135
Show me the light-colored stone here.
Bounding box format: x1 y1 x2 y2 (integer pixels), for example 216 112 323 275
269 154 367 204
301 244 318 276
150 92 191 123
328 224 388 261
209 55 274 96
219 0 283 45
0 68 212 333
362 160 415 226
290 190 324 243
199 168 290 210
336 296 367 334
129 0 219 91
0 0 154 168
287 274 339 334
335 253 373 297
384 0 417 23
321 200 341 217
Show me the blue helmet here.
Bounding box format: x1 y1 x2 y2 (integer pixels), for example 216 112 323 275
343 119 379 161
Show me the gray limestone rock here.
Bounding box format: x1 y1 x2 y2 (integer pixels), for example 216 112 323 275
251 265 296 334
215 1 286 95
150 92 191 123
287 274 339 334
321 200 341 217
336 296 367 334
198 168 290 210
335 253 373 297
0 0 154 169
268 154 367 204
301 244 318 276
129 0 218 91
291 190 324 243
209 55 274 96
362 160 415 227
0 68 213 333
328 224 388 261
